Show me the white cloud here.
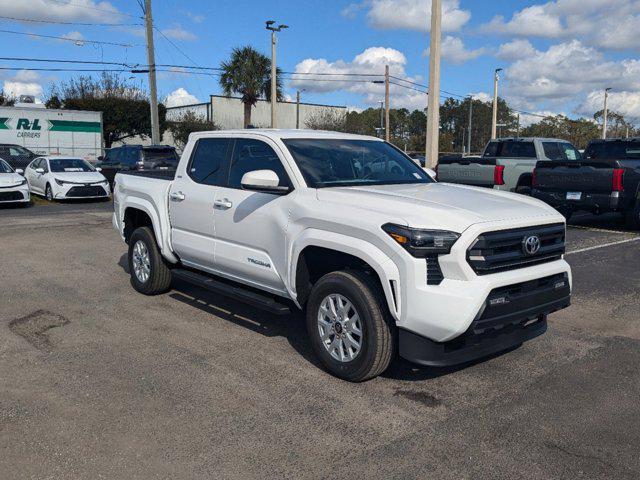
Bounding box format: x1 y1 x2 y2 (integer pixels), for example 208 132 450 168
497 39 537 61
579 90 640 121
470 92 492 103
165 88 199 108
0 0 122 23
161 25 197 41
483 0 640 51
433 36 485 65
363 0 471 32
185 12 205 23
518 111 565 127
291 47 426 110
60 31 85 45
3 70 44 100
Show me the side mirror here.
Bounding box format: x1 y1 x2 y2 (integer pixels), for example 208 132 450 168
15 168 24 175
241 170 290 194
35 168 45 174
96 167 102 172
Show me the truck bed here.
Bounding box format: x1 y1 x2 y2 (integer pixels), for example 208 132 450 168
117 169 177 181
437 156 497 188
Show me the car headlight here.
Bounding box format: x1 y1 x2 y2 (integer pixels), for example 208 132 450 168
100 179 109 185
17 178 27 186
55 179 67 186
382 223 460 257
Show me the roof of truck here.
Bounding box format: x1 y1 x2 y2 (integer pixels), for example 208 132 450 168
493 137 572 143
189 129 381 142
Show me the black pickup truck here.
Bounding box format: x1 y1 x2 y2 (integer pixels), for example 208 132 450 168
531 138 640 229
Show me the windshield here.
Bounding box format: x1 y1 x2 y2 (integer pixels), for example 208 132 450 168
49 158 95 173
0 159 14 173
585 141 640 160
282 139 433 188
143 148 179 165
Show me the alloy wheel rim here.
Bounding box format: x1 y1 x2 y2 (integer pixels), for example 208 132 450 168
317 293 363 363
132 240 151 284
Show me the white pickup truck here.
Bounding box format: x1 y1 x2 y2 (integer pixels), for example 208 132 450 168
113 130 572 382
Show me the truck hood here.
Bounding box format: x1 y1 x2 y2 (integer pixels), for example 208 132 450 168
52 171 106 183
0 172 26 187
316 183 560 232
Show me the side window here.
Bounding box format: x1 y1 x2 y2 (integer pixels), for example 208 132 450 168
542 142 562 160
228 139 291 190
31 158 40 170
42 160 49 173
9 147 22 157
188 138 230 186
121 148 139 166
483 142 498 157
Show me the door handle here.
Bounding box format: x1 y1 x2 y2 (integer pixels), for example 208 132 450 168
213 198 233 209
170 191 185 202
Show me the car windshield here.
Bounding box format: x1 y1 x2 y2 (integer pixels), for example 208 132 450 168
585 141 640 160
13 146 33 156
0 159 13 173
49 158 95 173
282 139 433 188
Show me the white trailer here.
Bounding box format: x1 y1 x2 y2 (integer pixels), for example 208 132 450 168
0 106 103 161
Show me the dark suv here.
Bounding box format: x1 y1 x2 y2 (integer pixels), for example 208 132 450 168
98 145 179 186
0 144 38 171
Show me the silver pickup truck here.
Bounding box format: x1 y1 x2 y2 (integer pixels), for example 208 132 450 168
437 138 582 195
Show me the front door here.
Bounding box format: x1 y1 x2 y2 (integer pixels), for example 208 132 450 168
169 137 231 269
212 138 293 294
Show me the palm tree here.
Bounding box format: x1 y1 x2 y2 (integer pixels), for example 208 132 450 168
219 46 283 128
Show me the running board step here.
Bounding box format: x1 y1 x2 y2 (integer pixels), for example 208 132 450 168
172 268 291 315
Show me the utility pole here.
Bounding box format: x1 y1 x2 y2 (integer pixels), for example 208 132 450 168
266 21 289 129
379 101 384 137
467 96 473 155
295 90 302 129
491 68 503 140
425 0 441 168
516 114 520 138
385 65 390 142
603 87 611 139
144 0 160 145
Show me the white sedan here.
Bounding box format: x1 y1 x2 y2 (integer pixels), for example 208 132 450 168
25 156 110 201
0 158 30 205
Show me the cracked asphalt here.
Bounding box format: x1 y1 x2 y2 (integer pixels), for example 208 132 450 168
1 202 639 479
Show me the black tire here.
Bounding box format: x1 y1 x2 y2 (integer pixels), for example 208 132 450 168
624 200 640 230
306 270 395 382
45 183 54 202
128 226 172 295
515 176 532 196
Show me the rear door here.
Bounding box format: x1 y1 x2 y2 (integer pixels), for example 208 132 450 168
169 137 231 269
211 137 293 293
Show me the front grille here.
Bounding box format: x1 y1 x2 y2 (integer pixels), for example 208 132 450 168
467 223 565 275
426 256 444 285
66 185 107 198
0 191 24 201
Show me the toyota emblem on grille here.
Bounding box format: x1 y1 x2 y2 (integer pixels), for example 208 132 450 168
522 235 541 256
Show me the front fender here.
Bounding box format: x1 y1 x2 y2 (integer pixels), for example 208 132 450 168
289 229 402 322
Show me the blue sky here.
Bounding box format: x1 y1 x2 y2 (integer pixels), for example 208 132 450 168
1 0 639 124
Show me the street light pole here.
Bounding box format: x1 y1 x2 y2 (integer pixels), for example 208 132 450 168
425 0 441 168
266 21 289 129
491 68 503 140
467 95 473 155
296 89 305 129
603 87 612 140
385 65 390 142
379 101 384 137
143 0 160 145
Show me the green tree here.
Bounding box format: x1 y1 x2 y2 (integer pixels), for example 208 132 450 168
521 115 601 149
48 72 167 148
0 90 15 106
304 109 346 131
167 111 219 148
219 46 283 128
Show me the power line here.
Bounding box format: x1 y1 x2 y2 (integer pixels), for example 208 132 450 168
0 15 142 26
0 29 143 47
284 71 384 78
0 56 142 67
0 67 128 73
44 0 141 18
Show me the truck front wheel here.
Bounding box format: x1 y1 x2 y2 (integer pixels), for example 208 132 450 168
128 226 172 295
306 270 395 382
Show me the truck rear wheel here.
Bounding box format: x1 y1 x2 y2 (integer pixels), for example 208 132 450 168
128 226 172 295
306 270 395 382
624 200 640 230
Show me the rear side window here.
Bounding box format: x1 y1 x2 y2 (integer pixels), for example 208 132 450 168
228 139 291 189
484 141 536 158
188 138 230 186
143 148 179 165
585 141 640 160
121 148 140 166
542 142 580 161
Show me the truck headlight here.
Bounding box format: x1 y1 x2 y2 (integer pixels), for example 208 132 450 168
382 223 460 257
55 179 67 186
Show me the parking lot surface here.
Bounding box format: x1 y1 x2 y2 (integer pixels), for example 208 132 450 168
1 202 639 479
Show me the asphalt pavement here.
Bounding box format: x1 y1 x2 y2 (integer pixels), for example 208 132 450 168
0 201 639 479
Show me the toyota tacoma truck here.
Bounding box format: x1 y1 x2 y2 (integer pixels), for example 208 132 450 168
532 138 640 229
113 130 572 382
437 138 582 195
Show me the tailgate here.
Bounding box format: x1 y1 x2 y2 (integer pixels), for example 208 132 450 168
534 161 617 193
437 156 497 187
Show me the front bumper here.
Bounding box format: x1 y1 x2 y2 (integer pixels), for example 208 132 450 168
0 186 30 203
532 189 624 214
55 183 110 199
400 272 571 366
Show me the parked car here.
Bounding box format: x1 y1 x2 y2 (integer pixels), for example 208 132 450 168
113 130 571 382
98 145 179 187
437 138 582 195
25 156 110 202
0 158 30 205
532 138 640 228
0 144 38 171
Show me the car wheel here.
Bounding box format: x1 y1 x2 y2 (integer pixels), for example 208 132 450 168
45 184 54 202
624 200 640 230
306 270 395 382
128 226 172 295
